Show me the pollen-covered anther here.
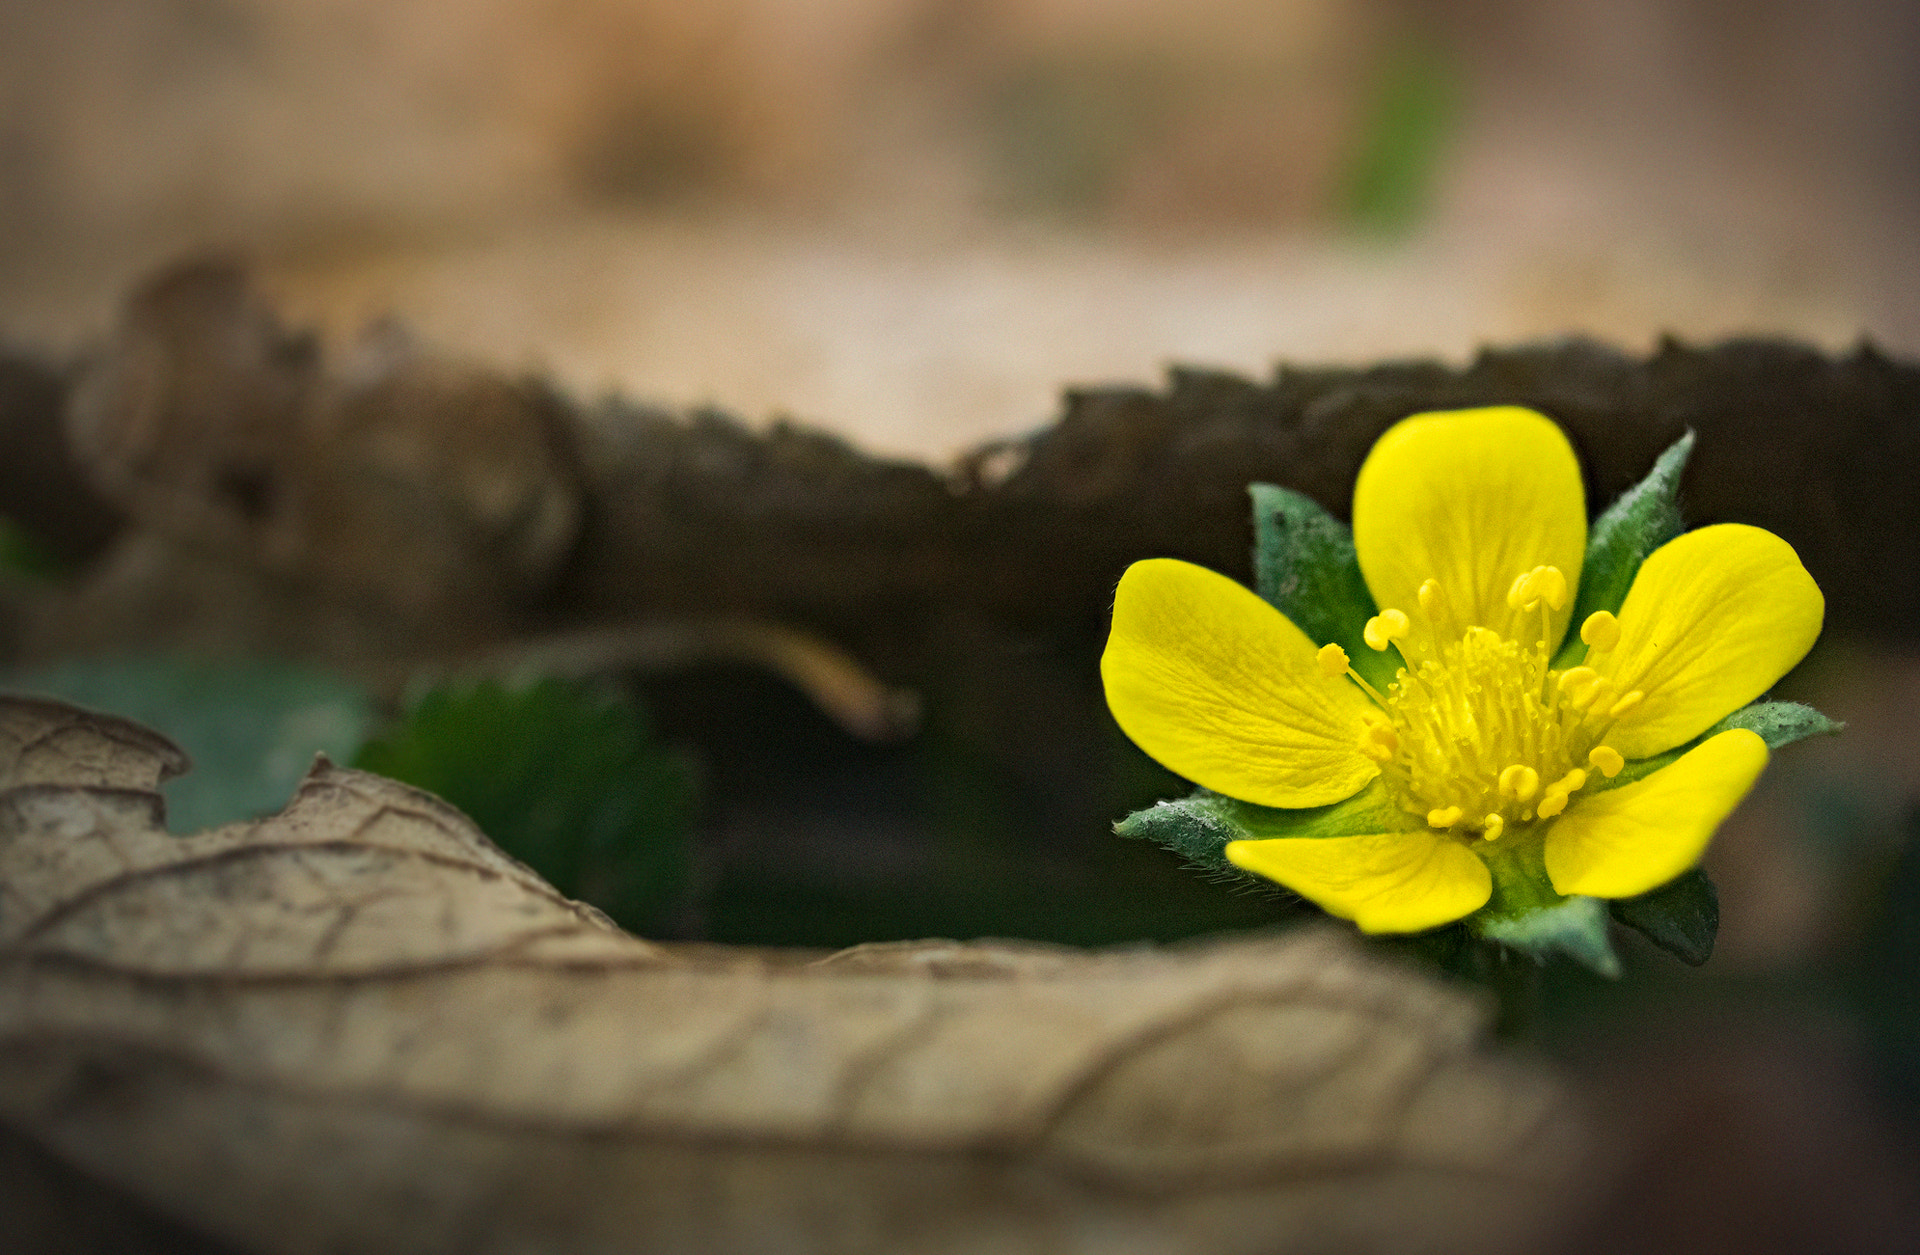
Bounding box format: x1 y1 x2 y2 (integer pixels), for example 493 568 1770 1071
1316 642 1350 677
1427 805 1463 829
1362 608 1410 651
1479 813 1504 842
1556 666 1602 707
1607 690 1645 719
1505 564 1569 612
1588 745 1624 777
1580 610 1621 654
1505 570 1531 610
1534 768 1589 821
1535 565 1568 610
1498 763 1540 802
1357 719 1399 762
1417 578 1448 621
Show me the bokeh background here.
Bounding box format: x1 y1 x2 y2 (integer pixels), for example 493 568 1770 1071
3 3 1919 1249
3 0 1919 458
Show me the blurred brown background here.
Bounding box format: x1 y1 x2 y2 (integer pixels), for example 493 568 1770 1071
2 0 1918 458
3 6 1920 1250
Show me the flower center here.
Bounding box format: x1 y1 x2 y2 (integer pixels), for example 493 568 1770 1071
1326 567 1632 843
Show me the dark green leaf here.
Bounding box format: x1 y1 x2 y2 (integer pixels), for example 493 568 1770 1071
6 654 374 833
1555 430 1693 667
1248 483 1399 691
353 680 697 935
1609 867 1719 965
1116 780 1415 879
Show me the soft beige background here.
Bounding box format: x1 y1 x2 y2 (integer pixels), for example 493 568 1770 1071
2 0 1917 460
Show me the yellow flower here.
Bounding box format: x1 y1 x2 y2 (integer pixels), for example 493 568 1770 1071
1101 406 1824 937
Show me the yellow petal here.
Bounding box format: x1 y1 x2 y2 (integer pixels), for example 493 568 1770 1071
1592 524 1824 759
1543 728 1767 899
1102 558 1378 807
1226 830 1492 933
1352 406 1586 660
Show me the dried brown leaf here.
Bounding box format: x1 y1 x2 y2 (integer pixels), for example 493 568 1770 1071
0 696 1588 1254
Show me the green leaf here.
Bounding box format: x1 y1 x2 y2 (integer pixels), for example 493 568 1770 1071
353 680 697 935
1598 699 1843 793
1116 779 1416 880
6 654 374 833
1610 868 1719 965
1554 431 1693 667
1248 483 1399 691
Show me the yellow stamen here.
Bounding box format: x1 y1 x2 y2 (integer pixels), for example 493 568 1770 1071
1358 719 1399 762
1363 608 1410 651
1535 769 1587 821
1505 570 1533 610
1550 767 1588 795
1346 667 1390 707
1607 690 1645 719
1498 764 1540 802
1505 564 1569 612
1580 610 1621 654
1535 565 1569 611
1316 642 1350 677
1557 666 1602 705
1358 566 1642 850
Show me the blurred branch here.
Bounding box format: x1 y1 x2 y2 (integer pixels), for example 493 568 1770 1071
5 261 1915 698
445 618 921 742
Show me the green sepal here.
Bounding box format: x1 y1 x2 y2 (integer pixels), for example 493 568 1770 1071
1553 431 1693 667
1715 699 1844 750
1115 778 1415 881
1476 897 1619 978
1248 483 1401 691
1598 699 1843 793
1113 792 1247 879
1609 868 1719 965
1470 839 1620 977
